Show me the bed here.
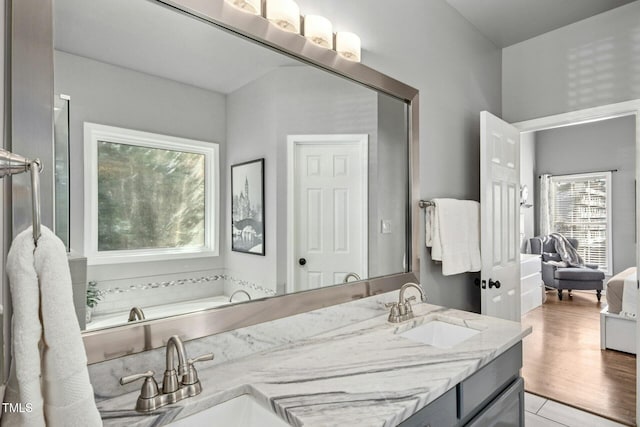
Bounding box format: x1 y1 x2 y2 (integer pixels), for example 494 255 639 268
600 267 637 354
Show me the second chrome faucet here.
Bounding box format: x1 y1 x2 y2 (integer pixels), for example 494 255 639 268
120 335 213 412
386 282 427 323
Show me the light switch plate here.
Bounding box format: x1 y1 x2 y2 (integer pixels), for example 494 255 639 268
381 220 391 234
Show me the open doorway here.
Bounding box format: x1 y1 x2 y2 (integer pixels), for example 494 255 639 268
518 114 636 425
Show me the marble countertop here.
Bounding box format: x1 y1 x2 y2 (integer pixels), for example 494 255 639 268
99 303 531 427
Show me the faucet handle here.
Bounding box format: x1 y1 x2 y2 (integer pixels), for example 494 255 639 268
384 302 397 308
405 296 417 303
120 370 159 399
189 353 215 365
182 353 214 386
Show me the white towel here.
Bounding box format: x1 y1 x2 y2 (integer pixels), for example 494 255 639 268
2 226 102 427
621 271 638 319
425 199 481 276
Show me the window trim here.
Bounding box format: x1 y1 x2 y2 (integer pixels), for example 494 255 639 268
549 171 612 276
83 122 219 265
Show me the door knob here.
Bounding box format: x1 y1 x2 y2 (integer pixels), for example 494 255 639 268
298 258 307 266
488 279 501 289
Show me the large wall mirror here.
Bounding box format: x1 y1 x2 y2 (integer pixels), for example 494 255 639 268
9 0 419 364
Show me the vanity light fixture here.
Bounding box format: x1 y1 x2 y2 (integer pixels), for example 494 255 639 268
303 15 333 48
266 0 301 33
335 31 361 62
224 0 262 15
226 0 363 62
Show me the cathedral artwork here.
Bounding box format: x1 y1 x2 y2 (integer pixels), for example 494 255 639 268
231 159 265 255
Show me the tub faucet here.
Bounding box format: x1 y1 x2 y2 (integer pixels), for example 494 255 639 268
229 289 252 302
120 335 214 412
386 282 426 323
127 306 146 322
343 272 361 283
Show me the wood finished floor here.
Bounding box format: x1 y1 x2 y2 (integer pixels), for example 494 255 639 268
522 291 636 426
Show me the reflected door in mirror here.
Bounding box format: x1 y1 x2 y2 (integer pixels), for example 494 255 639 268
290 134 368 291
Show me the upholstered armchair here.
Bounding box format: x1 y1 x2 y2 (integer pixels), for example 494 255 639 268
529 236 605 301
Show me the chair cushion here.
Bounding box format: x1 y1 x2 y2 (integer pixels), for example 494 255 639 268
554 267 605 281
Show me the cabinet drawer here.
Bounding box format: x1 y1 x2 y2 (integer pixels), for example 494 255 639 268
465 377 524 427
520 257 541 277
457 343 522 423
521 273 542 293
399 387 457 427
522 287 542 314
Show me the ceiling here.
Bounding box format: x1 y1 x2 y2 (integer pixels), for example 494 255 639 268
446 0 637 48
54 0 298 94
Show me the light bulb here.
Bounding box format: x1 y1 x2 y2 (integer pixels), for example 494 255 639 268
335 31 361 62
303 15 333 48
224 0 262 15
266 0 301 33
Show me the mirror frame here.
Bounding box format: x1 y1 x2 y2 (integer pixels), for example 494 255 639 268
7 0 420 364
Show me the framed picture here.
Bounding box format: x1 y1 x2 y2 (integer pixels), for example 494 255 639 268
231 158 265 255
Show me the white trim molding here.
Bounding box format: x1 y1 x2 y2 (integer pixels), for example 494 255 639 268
83 122 220 265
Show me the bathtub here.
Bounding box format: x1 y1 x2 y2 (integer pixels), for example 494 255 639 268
86 295 232 331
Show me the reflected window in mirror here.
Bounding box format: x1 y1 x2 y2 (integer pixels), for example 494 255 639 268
84 123 220 264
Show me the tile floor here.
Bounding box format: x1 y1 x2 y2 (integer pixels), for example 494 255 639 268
525 393 628 427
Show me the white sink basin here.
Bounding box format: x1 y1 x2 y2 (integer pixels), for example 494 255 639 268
168 394 289 427
399 320 480 348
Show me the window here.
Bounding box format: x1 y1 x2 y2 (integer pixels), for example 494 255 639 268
84 123 219 264
549 172 612 275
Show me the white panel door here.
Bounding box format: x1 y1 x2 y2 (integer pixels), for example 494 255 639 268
289 135 368 291
480 111 521 321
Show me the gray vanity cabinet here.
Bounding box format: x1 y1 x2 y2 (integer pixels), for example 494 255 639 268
399 342 524 427
465 378 524 427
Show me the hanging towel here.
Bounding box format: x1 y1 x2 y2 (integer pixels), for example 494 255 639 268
425 199 481 276
2 226 102 427
424 205 442 261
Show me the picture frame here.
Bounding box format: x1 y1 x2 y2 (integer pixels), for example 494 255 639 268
231 158 265 255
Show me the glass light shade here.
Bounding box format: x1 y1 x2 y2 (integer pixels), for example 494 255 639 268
266 0 300 33
224 0 262 15
303 15 333 48
335 31 361 62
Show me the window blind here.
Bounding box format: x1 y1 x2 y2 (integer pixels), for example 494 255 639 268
549 172 611 274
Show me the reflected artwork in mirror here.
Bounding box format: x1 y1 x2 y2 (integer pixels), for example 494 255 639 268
231 159 265 255
50 0 413 336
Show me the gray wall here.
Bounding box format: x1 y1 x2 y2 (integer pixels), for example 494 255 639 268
534 115 636 275
227 65 407 290
296 0 502 311
54 50 228 281
502 1 640 122
373 93 409 276
226 70 279 289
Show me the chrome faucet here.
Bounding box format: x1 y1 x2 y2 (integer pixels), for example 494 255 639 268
163 335 188 394
229 289 252 302
343 272 361 283
386 282 427 323
127 306 146 322
120 335 214 412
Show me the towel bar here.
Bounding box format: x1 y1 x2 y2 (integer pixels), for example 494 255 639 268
419 200 435 208
0 148 42 244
